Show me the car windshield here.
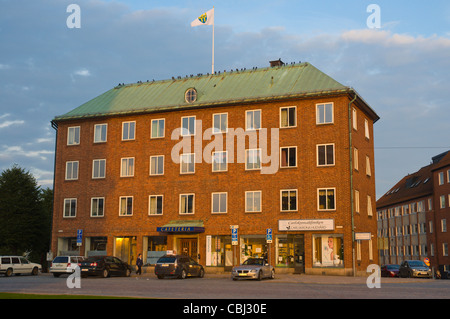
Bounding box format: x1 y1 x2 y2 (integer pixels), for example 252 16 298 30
157 256 176 263
53 256 69 263
243 259 264 266
408 261 426 267
387 265 399 270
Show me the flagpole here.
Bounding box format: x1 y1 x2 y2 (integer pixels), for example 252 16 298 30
212 7 215 74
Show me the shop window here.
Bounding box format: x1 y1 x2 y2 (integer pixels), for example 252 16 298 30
275 235 304 269
240 235 267 262
147 236 167 264
313 234 344 267
206 235 232 267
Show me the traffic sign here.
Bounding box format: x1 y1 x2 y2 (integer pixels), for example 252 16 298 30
424 257 430 266
266 228 272 243
76 229 83 246
231 226 238 245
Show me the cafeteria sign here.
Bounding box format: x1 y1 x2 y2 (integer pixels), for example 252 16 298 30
279 219 335 231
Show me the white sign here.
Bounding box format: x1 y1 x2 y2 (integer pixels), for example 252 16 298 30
355 232 371 241
279 219 335 231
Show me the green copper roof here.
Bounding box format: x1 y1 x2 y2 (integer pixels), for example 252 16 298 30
53 62 363 121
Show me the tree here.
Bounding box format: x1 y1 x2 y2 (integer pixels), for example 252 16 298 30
0 165 50 262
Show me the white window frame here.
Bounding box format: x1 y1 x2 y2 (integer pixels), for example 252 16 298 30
119 196 133 216
438 172 444 185
364 119 370 139
180 153 195 174
317 143 335 166
122 121 136 141
212 113 228 134
148 195 163 216
352 108 357 130
355 190 360 213
91 197 105 217
212 151 228 172
245 109 261 131
367 195 373 216
63 198 77 218
245 149 261 170
316 102 334 124
94 124 107 143
179 194 195 215
280 146 297 168
67 126 80 145
120 157 135 177
280 189 298 212
181 116 196 136
92 159 106 179
354 148 359 170
280 106 297 128
65 161 79 180
150 155 164 176
245 191 262 213
211 192 227 214
366 156 372 176
317 188 336 211
151 119 165 139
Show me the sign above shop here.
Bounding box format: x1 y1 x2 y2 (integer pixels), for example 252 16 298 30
279 219 335 231
354 232 371 240
157 220 205 233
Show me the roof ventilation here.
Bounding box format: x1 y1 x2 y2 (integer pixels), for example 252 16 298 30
270 58 284 67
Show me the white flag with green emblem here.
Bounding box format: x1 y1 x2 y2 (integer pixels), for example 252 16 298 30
191 8 214 27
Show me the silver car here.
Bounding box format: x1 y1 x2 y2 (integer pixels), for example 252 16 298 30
231 258 275 281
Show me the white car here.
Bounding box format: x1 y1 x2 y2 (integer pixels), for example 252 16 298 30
50 256 84 277
0 256 42 277
231 258 275 281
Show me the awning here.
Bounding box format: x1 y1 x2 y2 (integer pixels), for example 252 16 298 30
157 220 205 233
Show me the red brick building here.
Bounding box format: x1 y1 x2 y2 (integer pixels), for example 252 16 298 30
377 151 450 275
51 61 379 275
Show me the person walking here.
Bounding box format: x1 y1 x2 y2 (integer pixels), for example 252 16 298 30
136 253 143 275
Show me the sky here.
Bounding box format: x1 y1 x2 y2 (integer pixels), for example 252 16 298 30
0 0 449 199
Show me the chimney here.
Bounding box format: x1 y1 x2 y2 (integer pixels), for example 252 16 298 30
269 58 284 67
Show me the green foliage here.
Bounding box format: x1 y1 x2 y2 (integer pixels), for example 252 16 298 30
0 165 52 263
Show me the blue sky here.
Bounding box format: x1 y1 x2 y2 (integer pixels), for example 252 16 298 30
0 0 449 199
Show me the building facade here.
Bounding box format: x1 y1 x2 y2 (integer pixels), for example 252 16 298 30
51 61 379 275
377 151 450 275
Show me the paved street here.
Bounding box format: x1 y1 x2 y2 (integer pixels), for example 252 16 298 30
1 272 449 299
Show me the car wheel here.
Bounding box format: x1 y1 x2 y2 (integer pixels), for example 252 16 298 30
257 271 262 281
198 268 205 278
53 273 61 277
125 268 131 277
102 268 109 278
31 267 39 276
270 269 275 279
180 269 187 279
157 275 164 279
5 268 13 277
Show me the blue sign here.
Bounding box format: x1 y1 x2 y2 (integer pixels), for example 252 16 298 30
266 228 272 243
231 228 238 245
76 229 83 246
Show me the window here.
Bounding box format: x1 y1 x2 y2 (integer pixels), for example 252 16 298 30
212 151 227 172
245 191 261 212
317 144 335 166
180 153 195 174
119 196 133 216
444 243 449 257
316 103 333 124
280 147 297 168
354 148 359 170
151 119 165 138
366 156 372 176
442 219 447 233
91 197 104 217
364 119 370 139
281 190 297 212
185 88 197 103
318 188 336 211
64 198 77 217
212 192 227 214
94 124 107 143
181 116 196 136
246 110 261 130
352 108 357 130
65 161 79 180
180 194 194 214
149 195 163 215
313 234 344 267
150 155 164 175
67 126 80 145
280 106 296 128
439 172 444 185
355 190 360 213
367 195 373 216
92 159 106 179
246 149 261 170
213 113 228 133
121 157 134 177
447 169 450 183
122 121 135 140
440 195 446 209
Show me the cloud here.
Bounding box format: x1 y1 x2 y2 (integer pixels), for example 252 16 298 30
74 68 91 77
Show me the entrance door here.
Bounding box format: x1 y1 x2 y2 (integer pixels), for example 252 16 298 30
115 237 137 265
294 235 305 274
180 238 198 260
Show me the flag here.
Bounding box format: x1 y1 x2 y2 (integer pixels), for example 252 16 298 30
191 8 214 27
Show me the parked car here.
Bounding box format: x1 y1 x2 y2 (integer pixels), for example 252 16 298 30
0 256 41 277
155 254 204 279
231 258 275 281
399 260 432 278
79 256 132 278
50 256 84 277
381 264 400 277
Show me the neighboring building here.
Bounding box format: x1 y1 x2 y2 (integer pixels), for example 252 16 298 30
51 60 379 276
377 151 450 275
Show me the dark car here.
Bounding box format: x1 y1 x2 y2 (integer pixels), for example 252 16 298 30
79 256 132 278
155 254 204 279
380 264 400 277
399 260 432 278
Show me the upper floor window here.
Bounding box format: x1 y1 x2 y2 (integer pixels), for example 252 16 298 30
120 157 134 177
364 119 370 139
65 161 79 180
92 159 106 179
246 149 261 170
213 113 228 134
94 124 107 143
180 194 195 214
63 198 77 218
439 172 444 185
150 155 164 175
280 106 296 128
212 151 227 172
67 126 80 145
119 196 133 216
122 121 135 141
246 110 261 131
151 119 165 138
180 153 195 174
318 188 336 211
317 144 335 166
181 116 196 136
91 197 105 217
316 103 333 124
246 191 261 213
280 146 297 168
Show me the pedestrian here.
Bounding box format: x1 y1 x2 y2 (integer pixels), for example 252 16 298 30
136 253 143 275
